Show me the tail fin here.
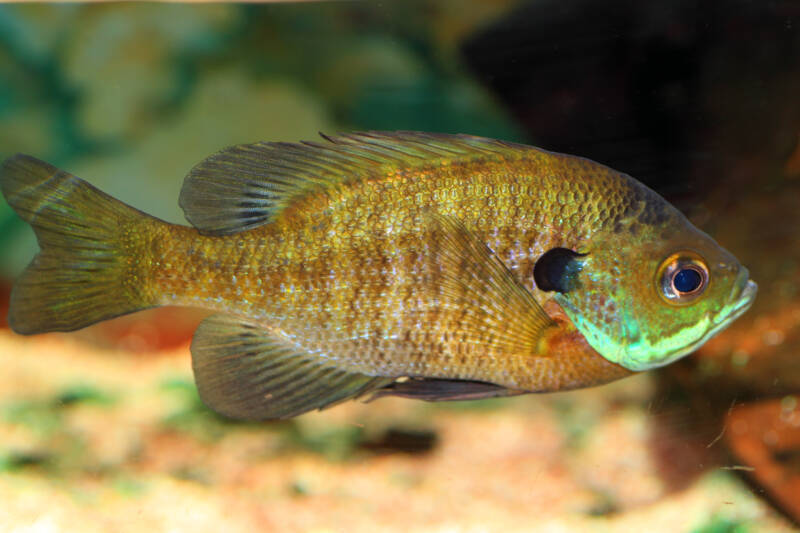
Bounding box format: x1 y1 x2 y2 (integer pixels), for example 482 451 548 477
1 154 152 334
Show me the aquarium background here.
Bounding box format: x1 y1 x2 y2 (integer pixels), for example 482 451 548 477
0 2 799 532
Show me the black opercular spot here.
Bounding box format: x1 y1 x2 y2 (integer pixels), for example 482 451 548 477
533 247 586 293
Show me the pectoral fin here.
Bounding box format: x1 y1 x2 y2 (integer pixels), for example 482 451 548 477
190 314 393 420
429 213 556 357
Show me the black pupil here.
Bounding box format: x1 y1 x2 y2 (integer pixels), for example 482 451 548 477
673 268 703 293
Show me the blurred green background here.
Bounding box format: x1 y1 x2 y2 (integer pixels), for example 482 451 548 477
0 1 523 275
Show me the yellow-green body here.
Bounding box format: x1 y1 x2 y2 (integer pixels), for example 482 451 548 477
124 146 636 391
1 132 756 419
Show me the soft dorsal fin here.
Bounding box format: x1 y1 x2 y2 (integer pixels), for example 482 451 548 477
191 314 394 420
178 131 528 235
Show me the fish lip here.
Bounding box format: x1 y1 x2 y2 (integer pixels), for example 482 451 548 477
727 267 748 299
724 278 757 322
714 272 757 327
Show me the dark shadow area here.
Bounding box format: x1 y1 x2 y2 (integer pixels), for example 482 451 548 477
462 0 800 206
358 428 438 455
462 0 800 523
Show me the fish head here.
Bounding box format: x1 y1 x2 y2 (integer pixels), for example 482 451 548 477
551 196 757 372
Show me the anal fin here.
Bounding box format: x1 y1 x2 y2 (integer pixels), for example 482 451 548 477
191 314 392 420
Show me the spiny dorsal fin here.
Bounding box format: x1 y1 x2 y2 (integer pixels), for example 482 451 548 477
190 314 393 420
430 213 556 357
179 131 529 235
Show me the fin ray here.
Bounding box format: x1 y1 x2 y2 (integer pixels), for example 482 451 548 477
429 213 556 356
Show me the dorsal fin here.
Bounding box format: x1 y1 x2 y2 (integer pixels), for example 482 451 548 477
178 131 528 235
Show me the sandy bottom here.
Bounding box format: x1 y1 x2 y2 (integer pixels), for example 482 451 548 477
0 331 794 533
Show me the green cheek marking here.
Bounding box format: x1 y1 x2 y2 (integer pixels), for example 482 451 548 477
554 293 713 372
619 316 712 371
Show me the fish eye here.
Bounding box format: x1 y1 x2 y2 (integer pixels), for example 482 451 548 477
657 253 709 305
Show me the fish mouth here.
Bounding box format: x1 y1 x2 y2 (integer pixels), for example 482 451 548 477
697 274 757 349
720 279 757 324
714 269 757 328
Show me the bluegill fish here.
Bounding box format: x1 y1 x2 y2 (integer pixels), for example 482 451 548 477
0 132 756 419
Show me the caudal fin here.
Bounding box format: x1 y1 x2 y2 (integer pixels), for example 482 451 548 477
1 154 152 334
